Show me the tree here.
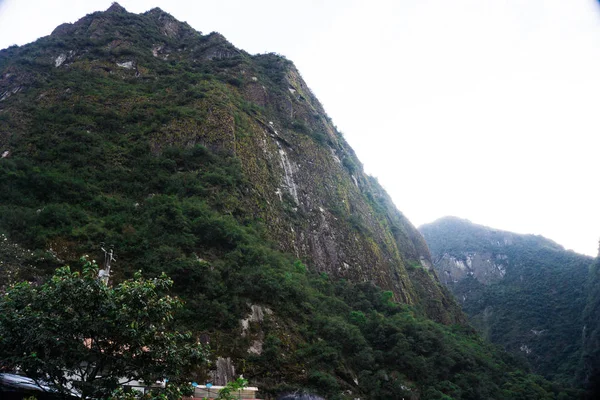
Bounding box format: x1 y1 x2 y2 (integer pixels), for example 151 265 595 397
0 257 207 399
216 376 248 400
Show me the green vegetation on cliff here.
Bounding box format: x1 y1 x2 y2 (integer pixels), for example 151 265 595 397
582 255 600 399
0 0 460 325
0 5 580 399
420 217 594 390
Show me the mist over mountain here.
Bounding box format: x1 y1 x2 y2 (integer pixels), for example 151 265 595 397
0 4 585 399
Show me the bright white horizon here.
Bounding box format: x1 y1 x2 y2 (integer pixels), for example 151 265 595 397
1 0 599 256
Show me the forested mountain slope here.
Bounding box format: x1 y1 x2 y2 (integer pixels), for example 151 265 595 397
0 4 580 399
0 2 458 324
420 217 594 388
582 255 600 399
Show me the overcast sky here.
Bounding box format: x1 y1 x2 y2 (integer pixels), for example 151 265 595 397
1 0 600 256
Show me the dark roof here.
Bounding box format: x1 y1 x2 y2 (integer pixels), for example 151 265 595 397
0 373 76 399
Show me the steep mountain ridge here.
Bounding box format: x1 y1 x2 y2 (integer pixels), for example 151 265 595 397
420 217 594 386
0 5 581 398
0 3 457 322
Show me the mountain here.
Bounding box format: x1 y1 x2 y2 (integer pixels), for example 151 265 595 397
0 2 458 325
420 216 594 387
0 4 579 399
582 255 600 399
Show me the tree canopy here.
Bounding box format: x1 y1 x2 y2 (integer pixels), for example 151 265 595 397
0 257 206 399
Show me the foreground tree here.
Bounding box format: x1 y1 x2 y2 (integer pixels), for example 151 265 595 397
0 257 206 399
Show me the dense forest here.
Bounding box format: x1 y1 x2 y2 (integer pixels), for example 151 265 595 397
0 4 590 399
582 256 600 398
420 217 597 396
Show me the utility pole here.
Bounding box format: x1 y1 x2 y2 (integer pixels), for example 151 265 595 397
99 246 116 285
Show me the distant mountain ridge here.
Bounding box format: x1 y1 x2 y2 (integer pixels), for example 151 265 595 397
420 216 594 386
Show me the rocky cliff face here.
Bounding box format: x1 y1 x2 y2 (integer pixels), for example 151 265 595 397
435 252 507 286
0 4 460 324
420 217 594 386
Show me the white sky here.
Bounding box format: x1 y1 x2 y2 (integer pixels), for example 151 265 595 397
1 0 600 256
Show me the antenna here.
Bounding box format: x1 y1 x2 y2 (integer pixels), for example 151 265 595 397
99 245 116 285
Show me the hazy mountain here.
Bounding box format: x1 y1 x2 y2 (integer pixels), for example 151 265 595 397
420 216 594 387
0 4 580 398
